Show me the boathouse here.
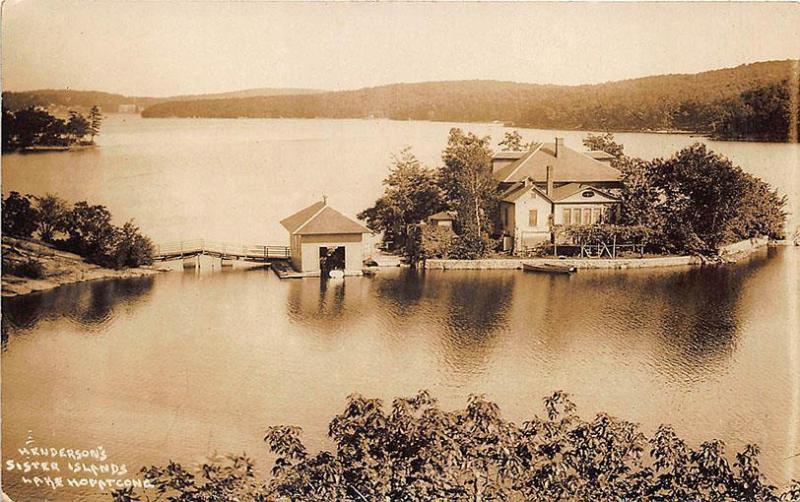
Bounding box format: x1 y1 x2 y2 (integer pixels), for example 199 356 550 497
280 198 371 275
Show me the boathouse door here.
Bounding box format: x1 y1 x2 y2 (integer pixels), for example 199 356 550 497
319 246 346 274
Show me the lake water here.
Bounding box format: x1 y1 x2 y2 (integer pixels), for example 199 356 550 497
2 117 799 500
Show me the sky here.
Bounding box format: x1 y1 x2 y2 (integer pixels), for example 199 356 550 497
2 1 799 97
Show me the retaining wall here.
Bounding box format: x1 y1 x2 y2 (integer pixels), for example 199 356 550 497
424 237 770 271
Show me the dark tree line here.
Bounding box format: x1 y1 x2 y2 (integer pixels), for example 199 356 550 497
112 390 800 501
2 105 102 152
2 192 154 270
141 60 798 142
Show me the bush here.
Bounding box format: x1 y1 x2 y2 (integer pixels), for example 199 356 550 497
2 192 39 238
114 390 800 502
4 258 45 279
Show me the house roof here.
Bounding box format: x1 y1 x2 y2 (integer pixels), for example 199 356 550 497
500 181 552 203
428 210 456 221
280 200 370 236
493 142 622 184
492 151 529 160
550 183 620 202
500 181 620 203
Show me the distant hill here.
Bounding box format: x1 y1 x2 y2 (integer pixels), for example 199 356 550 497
139 60 799 139
1 87 323 114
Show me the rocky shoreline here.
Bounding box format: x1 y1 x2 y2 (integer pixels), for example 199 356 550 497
2 237 166 298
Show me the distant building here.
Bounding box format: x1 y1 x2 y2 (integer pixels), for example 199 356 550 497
280 198 371 275
492 138 623 251
117 104 139 114
426 211 457 228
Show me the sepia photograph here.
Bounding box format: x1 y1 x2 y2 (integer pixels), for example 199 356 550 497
1 1 799 500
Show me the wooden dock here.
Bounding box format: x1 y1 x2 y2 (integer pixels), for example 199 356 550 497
153 239 290 263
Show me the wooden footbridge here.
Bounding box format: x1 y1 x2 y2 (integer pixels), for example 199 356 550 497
153 239 290 263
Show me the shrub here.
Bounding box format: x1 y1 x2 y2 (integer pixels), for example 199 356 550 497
2 192 39 238
114 390 799 502
4 258 45 279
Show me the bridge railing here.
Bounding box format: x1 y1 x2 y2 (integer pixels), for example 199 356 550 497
154 239 290 260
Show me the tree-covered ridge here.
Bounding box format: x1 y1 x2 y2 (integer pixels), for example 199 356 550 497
0 87 325 113
112 390 800 501
140 60 799 141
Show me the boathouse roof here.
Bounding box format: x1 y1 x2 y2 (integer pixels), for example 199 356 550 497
280 199 371 236
493 142 622 184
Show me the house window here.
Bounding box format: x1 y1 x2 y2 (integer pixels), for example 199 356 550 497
563 208 571 225
583 208 592 225
529 209 538 227
572 208 581 225
592 208 602 224
501 207 507 226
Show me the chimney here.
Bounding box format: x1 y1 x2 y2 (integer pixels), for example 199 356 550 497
322 194 328 205
546 165 554 198
555 137 564 158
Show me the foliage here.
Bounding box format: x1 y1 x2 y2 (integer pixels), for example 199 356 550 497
1 192 154 269
582 132 625 164
357 147 444 252
1 105 100 151
647 144 786 252
714 79 799 142
114 390 799 502
405 224 457 264
4 258 46 279
440 128 497 242
89 105 103 142
498 130 532 152
138 60 797 142
35 193 70 242
2 192 39 238
113 221 156 269
583 135 787 255
559 224 654 246
67 110 90 142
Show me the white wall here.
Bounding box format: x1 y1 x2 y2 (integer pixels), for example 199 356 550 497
297 234 365 272
512 190 552 246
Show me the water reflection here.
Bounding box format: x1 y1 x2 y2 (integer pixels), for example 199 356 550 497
1 276 155 347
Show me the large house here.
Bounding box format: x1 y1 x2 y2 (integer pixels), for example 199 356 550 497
493 138 623 251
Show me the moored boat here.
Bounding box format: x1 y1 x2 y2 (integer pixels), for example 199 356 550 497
523 263 577 274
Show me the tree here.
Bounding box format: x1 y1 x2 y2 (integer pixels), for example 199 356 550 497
114 390 800 502
88 105 103 143
2 108 15 151
439 128 497 249
113 221 155 268
498 130 530 151
66 110 90 143
34 194 70 242
582 132 625 165
2 192 39 238
64 201 118 265
647 144 785 252
357 147 444 253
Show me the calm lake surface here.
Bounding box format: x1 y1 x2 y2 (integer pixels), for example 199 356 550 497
2 117 799 500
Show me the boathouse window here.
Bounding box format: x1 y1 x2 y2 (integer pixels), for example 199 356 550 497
572 208 581 225
563 208 571 225
528 209 538 227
